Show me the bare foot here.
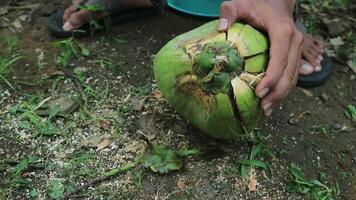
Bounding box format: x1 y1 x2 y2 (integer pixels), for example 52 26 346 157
62 0 153 32
299 34 324 75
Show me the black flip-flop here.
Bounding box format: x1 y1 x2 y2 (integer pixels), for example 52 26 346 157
48 8 158 38
295 19 333 88
297 52 333 88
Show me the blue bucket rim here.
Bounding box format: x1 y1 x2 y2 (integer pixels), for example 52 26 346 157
167 0 222 18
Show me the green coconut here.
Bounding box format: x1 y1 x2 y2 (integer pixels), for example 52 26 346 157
153 20 269 140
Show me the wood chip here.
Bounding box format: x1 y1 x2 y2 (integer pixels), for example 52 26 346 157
299 87 313 97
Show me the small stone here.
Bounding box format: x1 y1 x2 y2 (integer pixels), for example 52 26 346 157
320 92 330 103
323 18 345 37
288 116 299 125
36 96 79 116
131 96 147 111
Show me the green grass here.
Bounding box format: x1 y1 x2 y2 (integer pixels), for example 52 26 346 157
9 95 61 137
287 163 338 200
0 36 21 90
53 37 77 67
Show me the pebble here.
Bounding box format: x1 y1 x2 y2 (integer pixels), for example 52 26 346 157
288 116 299 125
320 92 330 103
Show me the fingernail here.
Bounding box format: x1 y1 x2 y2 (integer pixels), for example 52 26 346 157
262 102 272 112
218 18 229 31
63 21 74 31
315 65 322 72
257 88 270 98
265 109 273 117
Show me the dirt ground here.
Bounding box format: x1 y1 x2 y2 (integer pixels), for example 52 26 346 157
1 0 355 200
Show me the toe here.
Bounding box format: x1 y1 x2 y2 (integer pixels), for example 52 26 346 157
299 59 314 75
305 49 321 67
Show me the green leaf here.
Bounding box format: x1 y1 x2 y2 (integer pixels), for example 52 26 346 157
113 35 127 44
143 144 195 174
30 189 39 198
48 179 65 199
176 149 200 157
288 163 334 200
238 159 267 169
344 105 356 121
250 144 262 160
240 164 249 178
80 46 90 57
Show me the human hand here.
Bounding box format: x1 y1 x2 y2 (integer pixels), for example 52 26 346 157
218 0 303 117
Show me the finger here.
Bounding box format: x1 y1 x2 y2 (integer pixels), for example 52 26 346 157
63 6 78 21
255 22 294 99
63 9 91 31
63 0 82 21
218 1 244 32
261 30 303 115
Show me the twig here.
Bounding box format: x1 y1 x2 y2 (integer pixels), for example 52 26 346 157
61 146 147 200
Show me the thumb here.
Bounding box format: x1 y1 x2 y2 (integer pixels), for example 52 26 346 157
218 1 240 32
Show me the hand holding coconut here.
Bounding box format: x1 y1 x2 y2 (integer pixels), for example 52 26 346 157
218 0 304 116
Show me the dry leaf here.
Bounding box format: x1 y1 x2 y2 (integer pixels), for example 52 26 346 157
97 139 111 150
261 170 269 180
83 135 103 147
125 140 144 152
153 90 164 101
247 168 257 192
248 177 257 192
347 60 356 74
177 177 186 190
330 36 344 46
99 120 110 130
12 19 23 30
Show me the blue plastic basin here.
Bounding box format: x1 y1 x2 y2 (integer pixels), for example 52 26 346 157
167 0 225 18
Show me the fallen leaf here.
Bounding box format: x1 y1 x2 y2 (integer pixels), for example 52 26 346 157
329 37 344 46
131 96 147 111
247 168 257 192
97 139 111 150
248 177 257 192
12 19 23 30
0 7 8 15
177 177 186 190
125 140 144 152
83 135 103 147
261 170 268 180
99 120 110 130
347 60 356 74
153 90 164 101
